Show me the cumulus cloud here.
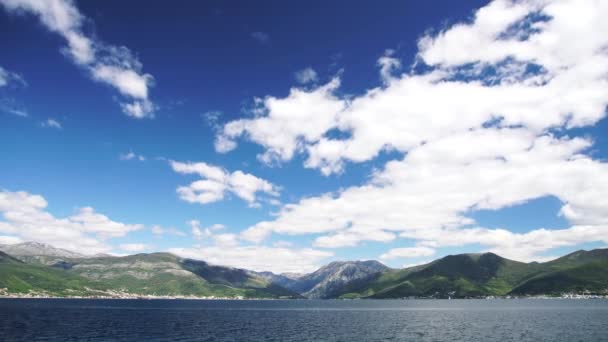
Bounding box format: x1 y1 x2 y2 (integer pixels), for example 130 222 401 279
119 243 149 252
150 225 186 237
242 128 608 261
169 245 333 273
380 247 436 260
0 189 142 254
0 235 23 245
170 219 332 273
217 0 608 175
170 161 279 206
0 0 155 118
228 0 608 262
294 67 318 84
215 78 345 165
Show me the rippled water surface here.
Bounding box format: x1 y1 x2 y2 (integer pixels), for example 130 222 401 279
1 298 607 341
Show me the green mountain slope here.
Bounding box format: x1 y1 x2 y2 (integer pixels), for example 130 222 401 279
0 251 301 298
510 250 608 295
368 253 542 298
0 251 107 296
335 249 608 298
2 244 607 299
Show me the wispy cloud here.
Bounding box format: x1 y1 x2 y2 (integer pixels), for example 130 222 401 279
250 31 270 44
119 151 145 161
0 0 155 118
294 67 318 84
0 66 26 88
41 118 62 129
0 98 28 117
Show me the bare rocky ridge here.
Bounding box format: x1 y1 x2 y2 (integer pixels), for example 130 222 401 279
0 241 85 259
254 260 389 299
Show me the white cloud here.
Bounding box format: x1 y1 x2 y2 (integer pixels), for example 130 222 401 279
0 66 25 87
294 67 318 84
0 235 23 245
0 0 155 118
173 219 332 273
119 243 149 252
217 0 608 176
380 246 436 260
211 0 608 262
377 49 401 84
413 225 608 262
169 245 333 273
189 220 212 240
0 189 142 254
119 151 145 161
170 161 279 206
212 233 239 247
216 78 345 164
188 220 234 246
150 225 186 237
0 98 28 117
41 118 62 129
241 128 608 261
273 240 293 248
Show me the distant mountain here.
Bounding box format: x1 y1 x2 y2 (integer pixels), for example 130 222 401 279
328 250 608 299
258 260 389 299
0 250 106 296
1 242 607 298
248 271 302 291
0 242 85 259
510 249 608 295
0 245 302 299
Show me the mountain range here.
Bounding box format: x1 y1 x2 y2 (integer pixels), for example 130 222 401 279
1 242 607 299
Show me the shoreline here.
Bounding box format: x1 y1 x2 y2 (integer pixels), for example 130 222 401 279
1 294 606 300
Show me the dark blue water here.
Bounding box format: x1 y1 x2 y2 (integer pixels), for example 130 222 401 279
0 299 607 341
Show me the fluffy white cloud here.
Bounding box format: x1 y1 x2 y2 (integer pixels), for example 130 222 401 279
169 245 333 273
380 247 436 260
172 219 332 273
241 128 608 261
413 225 608 262
0 190 143 254
0 235 23 245
216 78 345 164
119 243 149 252
217 0 608 262
170 161 279 206
0 0 155 118
150 225 186 237
217 0 608 175
294 67 318 84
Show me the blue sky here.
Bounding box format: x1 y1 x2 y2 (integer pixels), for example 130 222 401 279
1 0 607 273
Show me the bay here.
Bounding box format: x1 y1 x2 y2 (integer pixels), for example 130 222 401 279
1 298 607 341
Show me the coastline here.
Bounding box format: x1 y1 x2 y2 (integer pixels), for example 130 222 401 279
1 293 606 300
